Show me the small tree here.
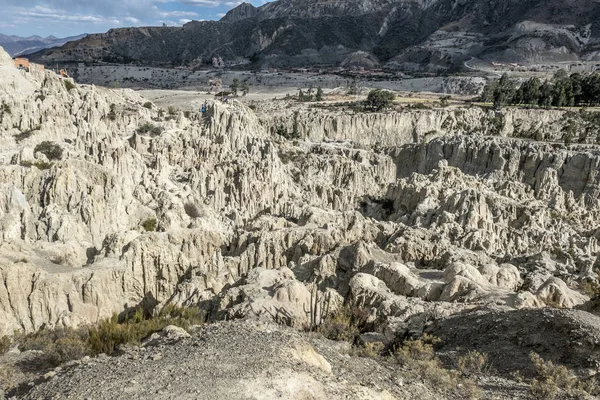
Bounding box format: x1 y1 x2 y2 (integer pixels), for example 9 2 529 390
64 80 76 91
348 76 359 95
242 81 250 96
230 78 240 96
493 73 515 109
307 86 314 101
480 79 498 103
439 95 451 107
34 141 63 160
316 86 324 101
365 89 395 111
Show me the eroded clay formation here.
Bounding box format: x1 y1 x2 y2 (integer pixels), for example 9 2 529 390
0 45 598 348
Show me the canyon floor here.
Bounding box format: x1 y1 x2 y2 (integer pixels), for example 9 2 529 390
2 44 600 399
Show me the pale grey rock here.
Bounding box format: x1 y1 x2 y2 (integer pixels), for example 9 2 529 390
143 325 191 346
0 53 597 342
0 46 13 67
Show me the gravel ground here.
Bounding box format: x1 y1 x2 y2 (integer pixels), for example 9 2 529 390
13 319 532 400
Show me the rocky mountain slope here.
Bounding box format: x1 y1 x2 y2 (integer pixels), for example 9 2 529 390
29 0 600 71
3 43 600 397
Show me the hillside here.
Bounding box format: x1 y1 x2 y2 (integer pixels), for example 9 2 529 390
28 0 600 71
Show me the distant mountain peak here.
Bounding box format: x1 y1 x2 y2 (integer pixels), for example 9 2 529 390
221 2 258 23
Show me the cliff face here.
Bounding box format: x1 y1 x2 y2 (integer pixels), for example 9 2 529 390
28 0 600 70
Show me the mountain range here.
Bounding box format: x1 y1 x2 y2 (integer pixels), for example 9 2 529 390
0 33 88 57
28 0 600 71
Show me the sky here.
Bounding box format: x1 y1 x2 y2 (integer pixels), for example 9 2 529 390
0 0 272 38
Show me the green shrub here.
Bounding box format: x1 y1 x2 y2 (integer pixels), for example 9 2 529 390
530 352 576 389
183 111 191 118
392 334 481 399
439 95 451 107
18 327 90 368
351 342 385 358
64 80 76 91
14 305 202 369
184 203 202 218
530 378 558 400
136 122 164 136
168 106 177 115
0 336 11 354
34 141 63 160
393 333 440 365
364 89 395 111
457 350 488 375
581 274 600 299
0 366 17 392
1 102 10 114
526 352 598 399
410 103 431 110
108 103 117 121
20 161 53 170
88 305 204 356
142 218 157 232
143 101 153 109
316 306 369 342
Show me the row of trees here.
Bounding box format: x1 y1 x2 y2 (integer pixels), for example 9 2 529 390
482 71 600 109
296 87 394 111
229 78 250 96
298 86 324 102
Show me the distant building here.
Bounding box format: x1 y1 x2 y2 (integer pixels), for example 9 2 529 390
13 57 30 70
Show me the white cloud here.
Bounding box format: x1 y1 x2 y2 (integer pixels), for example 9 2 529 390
125 17 142 23
10 5 122 26
173 0 242 7
1 0 271 36
157 10 199 18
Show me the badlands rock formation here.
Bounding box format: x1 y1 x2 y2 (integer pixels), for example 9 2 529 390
258 101 594 146
2 43 600 391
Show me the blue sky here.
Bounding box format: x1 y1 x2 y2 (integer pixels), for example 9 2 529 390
0 0 272 38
